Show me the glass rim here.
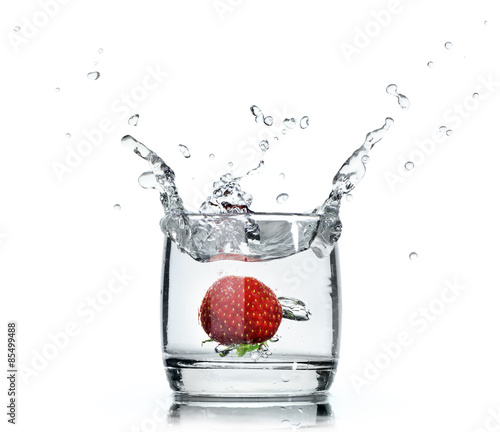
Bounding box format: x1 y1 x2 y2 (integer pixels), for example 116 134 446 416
179 212 321 220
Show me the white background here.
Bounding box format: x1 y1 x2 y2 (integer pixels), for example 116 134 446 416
2 0 500 431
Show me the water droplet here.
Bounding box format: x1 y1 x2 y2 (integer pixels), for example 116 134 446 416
250 105 264 123
264 116 274 126
227 161 234 169
65 133 71 139
113 204 121 211
445 41 453 50
178 144 191 158
484 20 488 26
55 87 60 92
87 71 100 80
427 61 434 68
14 26 20 32
276 193 289 204
386 84 410 109
404 161 414 171
439 126 447 134
280 374 290 383
362 155 370 164
94 61 98 66
292 362 298 370
209 153 215 160
300 116 309 129
282 129 287 135
279 173 285 180
98 48 103 53
128 114 139 126
473 92 479 100
259 140 270 151
346 194 353 202
445 129 453 136
283 118 296 129
409 252 418 261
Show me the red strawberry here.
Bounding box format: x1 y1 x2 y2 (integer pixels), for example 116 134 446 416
199 276 282 346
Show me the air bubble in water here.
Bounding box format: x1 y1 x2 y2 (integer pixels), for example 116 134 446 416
439 126 447 134
446 129 453 136
87 71 100 80
98 48 103 53
14 26 20 32
346 194 353 202
276 193 289 204
251 351 261 361
66 133 71 139
264 116 274 126
113 204 121 211
362 155 370 163
445 42 453 50
279 173 285 180
280 374 290 383
283 118 296 129
300 116 309 129
409 252 418 261
178 144 191 158
427 61 434 68
473 92 479 100
128 114 139 126
259 140 270 151
279 297 310 321
404 161 414 171
209 153 215 160
250 105 264 123
386 84 410 109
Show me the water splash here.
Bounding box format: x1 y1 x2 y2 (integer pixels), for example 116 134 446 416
87 71 100 80
311 117 394 258
386 84 410 110
128 114 139 126
123 108 394 262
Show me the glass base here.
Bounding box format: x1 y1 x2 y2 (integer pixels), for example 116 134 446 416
165 359 337 397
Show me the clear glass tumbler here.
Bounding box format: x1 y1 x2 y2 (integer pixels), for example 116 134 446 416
161 213 341 397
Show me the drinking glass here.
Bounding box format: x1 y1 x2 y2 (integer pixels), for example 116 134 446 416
161 213 341 397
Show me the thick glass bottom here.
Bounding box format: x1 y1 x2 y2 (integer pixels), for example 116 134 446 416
165 359 337 397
